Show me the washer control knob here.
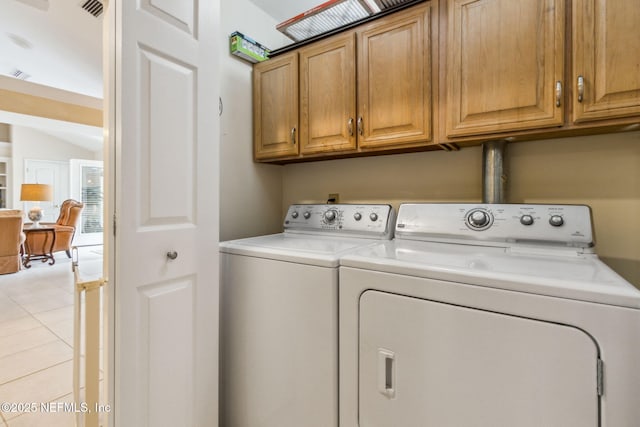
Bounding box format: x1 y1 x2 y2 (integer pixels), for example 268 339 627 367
369 212 379 222
324 210 337 223
291 211 299 219
468 209 490 228
520 214 534 226
549 215 564 227
354 212 362 221
303 211 311 220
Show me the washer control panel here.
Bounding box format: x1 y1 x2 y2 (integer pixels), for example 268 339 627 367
284 204 394 239
396 203 594 247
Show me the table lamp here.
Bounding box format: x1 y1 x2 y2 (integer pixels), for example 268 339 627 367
20 183 53 228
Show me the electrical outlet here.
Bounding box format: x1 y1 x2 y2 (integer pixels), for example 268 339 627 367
327 193 339 204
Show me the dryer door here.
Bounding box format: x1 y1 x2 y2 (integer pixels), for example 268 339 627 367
359 290 599 427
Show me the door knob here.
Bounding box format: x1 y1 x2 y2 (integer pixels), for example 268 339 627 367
166 251 178 260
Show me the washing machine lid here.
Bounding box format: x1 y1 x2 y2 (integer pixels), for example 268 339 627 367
220 233 382 267
340 240 640 309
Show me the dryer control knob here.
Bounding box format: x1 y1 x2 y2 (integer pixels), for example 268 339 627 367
520 214 534 226
324 210 337 223
291 211 299 219
549 215 564 227
369 213 379 222
303 211 311 219
354 212 362 221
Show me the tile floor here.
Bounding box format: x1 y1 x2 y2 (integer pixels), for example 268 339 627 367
0 247 103 427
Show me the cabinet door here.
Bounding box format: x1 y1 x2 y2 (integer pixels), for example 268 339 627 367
572 0 640 123
300 33 357 155
253 53 299 160
357 3 432 149
446 0 565 137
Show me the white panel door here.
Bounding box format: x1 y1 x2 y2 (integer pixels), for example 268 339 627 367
359 291 599 427
106 0 219 425
24 159 69 222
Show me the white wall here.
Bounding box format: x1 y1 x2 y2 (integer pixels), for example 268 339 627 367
219 0 291 241
282 131 640 287
10 125 96 208
0 123 10 157
0 143 10 158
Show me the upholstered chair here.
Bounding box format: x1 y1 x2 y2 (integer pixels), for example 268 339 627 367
28 199 84 258
0 210 25 274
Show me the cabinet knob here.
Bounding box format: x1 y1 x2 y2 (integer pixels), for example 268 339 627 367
555 81 562 107
348 118 354 136
577 75 584 103
290 127 296 145
166 251 178 260
357 117 363 136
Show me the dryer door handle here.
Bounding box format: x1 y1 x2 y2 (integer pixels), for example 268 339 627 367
378 348 396 398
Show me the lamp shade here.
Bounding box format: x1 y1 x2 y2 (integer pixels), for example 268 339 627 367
20 183 53 202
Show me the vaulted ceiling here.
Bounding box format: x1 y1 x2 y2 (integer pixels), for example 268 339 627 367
0 0 103 98
0 0 322 149
0 0 320 97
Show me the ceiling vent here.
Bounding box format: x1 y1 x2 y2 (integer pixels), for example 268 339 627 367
10 69 31 80
81 0 103 18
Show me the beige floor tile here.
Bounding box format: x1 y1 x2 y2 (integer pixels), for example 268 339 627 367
0 246 105 426
10 287 70 303
45 319 74 347
4 393 75 427
0 361 73 421
0 304 29 325
6 410 74 427
0 327 59 359
0 316 41 338
31 305 74 326
0 296 18 311
0 278 57 296
5 389 110 427
14 293 75 315
0 341 73 386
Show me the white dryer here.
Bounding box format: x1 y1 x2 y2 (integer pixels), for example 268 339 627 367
220 204 394 427
339 203 640 427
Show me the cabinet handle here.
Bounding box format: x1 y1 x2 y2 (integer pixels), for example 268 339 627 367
577 75 584 103
555 81 562 107
290 127 296 145
357 117 363 136
348 118 354 136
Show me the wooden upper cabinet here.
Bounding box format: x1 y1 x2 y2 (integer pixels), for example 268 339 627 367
572 0 640 123
299 33 357 155
357 3 433 149
446 0 565 137
253 52 299 160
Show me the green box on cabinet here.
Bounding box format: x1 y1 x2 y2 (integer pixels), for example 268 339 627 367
230 31 270 63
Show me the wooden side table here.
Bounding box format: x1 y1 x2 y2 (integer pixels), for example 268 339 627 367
22 225 56 268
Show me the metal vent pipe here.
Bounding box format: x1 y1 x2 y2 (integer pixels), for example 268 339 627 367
482 140 508 204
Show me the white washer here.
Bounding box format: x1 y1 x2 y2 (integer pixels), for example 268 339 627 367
339 203 640 427
220 204 394 427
